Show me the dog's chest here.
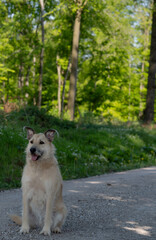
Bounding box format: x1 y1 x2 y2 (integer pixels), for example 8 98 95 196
24 171 47 210
27 176 46 224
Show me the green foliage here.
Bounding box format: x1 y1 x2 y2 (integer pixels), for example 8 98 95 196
0 0 153 121
0 107 156 190
0 126 26 189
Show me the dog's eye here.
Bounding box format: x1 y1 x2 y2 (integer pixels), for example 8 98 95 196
40 140 44 144
30 140 33 144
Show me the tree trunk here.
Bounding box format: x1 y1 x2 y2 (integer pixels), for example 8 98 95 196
18 62 23 105
38 0 45 108
68 1 82 121
18 63 23 89
61 55 71 119
139 61 144 117
33 56 36 105
25 66 31 100
143 1 156 123
56 55 62 117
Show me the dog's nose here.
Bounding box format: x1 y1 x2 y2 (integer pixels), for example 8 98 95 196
30 147 36 154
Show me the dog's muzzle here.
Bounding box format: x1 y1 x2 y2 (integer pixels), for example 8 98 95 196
30 147 42 161
30 147 36 154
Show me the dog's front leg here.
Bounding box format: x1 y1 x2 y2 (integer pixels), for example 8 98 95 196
40 193 54 236
20 194 30 234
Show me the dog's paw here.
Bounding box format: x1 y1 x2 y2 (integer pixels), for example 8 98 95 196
40 227 51 236
20 225 30 234
53 227 61 234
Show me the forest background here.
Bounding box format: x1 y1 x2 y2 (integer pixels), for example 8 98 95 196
1 0 156 189
0 0 155 122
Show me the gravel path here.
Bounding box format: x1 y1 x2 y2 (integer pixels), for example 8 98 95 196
0 167 156 240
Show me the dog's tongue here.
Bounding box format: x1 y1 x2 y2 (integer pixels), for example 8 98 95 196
31 154 38 161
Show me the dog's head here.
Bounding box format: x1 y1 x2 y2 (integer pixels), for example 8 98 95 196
24 127 57 162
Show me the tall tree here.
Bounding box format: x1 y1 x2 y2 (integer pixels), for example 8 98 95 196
61 55 71 119
56 54 62 116
68 0 88 120
143 0 156 123
38 0 45 108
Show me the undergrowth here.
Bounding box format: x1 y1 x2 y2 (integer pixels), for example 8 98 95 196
0 106 156 190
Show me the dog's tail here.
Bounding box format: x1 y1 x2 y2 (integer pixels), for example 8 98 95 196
10 215 22 225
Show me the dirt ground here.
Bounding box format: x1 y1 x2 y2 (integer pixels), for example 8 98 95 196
0 167 156 240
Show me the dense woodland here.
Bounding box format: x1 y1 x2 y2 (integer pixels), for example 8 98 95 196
0 0 155 122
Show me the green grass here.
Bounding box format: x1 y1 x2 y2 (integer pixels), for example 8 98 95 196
0 106 156 190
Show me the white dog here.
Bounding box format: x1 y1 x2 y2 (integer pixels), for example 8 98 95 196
11 127 67 236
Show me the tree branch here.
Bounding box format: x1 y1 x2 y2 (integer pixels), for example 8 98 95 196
83 0 88 7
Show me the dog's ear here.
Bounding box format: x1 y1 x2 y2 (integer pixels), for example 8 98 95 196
23 126 35 140
45 129 58 142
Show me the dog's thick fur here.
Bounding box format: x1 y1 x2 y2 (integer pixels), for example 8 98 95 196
11 127 67 236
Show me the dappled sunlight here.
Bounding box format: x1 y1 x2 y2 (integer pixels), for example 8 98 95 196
85 181 103 185
143 167 156 173
116 167 156 176
68 190 82 194
123 221 152 237
100 195 124 202
71 205 79 209
85 180 117 185
96 194 136 203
